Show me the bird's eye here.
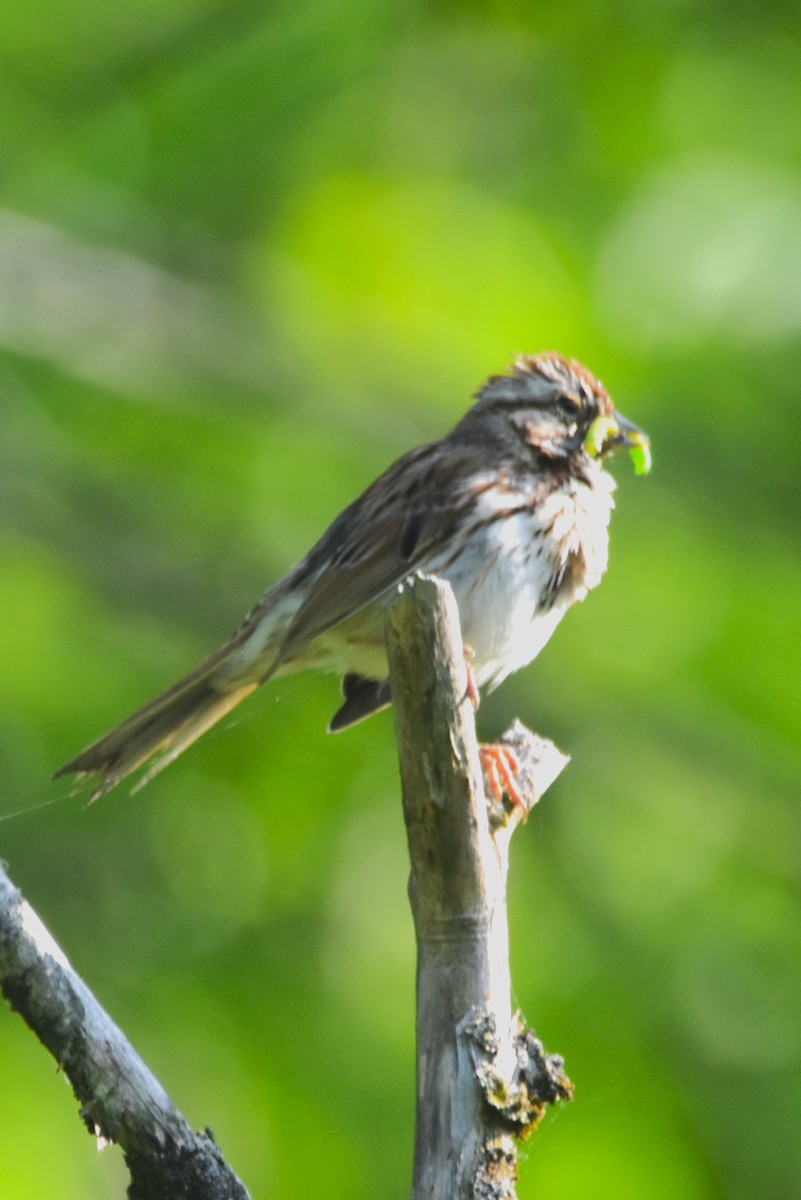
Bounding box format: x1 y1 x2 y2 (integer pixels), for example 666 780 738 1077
557 394 580 419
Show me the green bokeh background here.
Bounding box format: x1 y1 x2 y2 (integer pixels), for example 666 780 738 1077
1 3 800 1197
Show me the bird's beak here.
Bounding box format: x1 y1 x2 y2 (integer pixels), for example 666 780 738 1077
584 411 652 475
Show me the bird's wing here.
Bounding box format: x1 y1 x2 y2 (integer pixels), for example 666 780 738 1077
272 443 482 668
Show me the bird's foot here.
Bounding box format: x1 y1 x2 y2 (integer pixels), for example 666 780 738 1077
464 645 480 709
479 742 526 814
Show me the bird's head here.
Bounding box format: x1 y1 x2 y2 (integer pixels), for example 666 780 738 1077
468 352 651 475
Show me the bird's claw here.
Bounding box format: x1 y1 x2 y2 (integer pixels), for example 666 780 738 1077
479 742 526 814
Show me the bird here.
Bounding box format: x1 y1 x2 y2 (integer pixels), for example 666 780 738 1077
56 352 650 803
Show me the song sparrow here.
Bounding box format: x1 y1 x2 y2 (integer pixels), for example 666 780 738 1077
56 352 650 802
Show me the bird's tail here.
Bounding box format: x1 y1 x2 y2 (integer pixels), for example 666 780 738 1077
55 623 274 803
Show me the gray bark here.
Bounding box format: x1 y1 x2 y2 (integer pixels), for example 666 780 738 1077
0 864 250 1200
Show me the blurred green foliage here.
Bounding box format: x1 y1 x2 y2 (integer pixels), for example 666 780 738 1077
1 1 800 1197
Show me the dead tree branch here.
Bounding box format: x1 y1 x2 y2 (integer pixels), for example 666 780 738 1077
0 863 250 1200
385 574 572 1200
1 571 570 1200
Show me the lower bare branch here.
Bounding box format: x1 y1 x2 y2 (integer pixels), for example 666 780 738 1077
0 863 250 1200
